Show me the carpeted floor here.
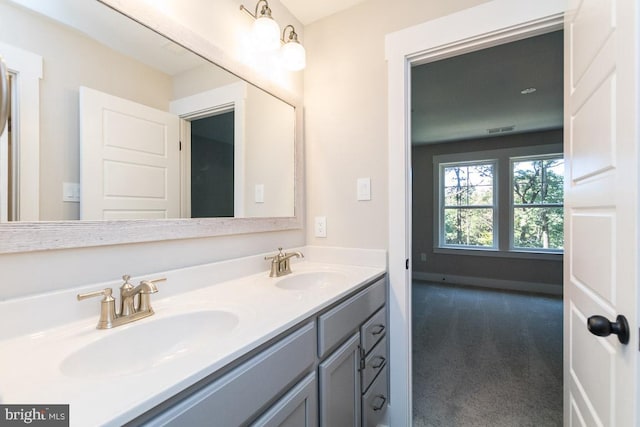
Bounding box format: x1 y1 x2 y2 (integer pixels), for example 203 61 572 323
412 282 563 427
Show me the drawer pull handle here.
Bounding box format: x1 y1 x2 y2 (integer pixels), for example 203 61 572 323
372 395 387 411
372 356 386 369
371 324 385 335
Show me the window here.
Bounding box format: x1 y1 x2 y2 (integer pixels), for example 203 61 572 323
440 161 496 248
435 146 564 256
511 156 564 251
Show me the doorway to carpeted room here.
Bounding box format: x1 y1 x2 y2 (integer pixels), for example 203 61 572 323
412 282 562 426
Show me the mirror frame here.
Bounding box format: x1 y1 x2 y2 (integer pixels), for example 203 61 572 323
0 0 303 254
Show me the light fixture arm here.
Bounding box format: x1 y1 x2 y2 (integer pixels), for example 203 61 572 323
282 24 299 43
240 0 273 20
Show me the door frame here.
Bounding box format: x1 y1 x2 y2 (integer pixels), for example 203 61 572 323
0 42 42 221
385 1 565 424
171 81 246 218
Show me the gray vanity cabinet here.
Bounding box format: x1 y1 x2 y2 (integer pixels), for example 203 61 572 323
130 275 388 427
316 277 388 427
360 306 389 425
318 333 361 426
141 322 316 427
361 365 389 427
252 372 318 427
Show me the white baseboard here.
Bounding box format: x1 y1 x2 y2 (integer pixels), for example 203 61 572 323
412 271 562 296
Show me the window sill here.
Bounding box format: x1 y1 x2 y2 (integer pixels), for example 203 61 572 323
433 247 563 261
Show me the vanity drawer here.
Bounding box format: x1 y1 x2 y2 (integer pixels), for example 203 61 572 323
360 306 386 355
361 335 387 394
147 321 316 427
317 277 386 358
361 365 388 427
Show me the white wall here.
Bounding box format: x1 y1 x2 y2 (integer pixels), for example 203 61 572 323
303 0 490 249
0 0 305 300
244 84 295 217
1 0 500 299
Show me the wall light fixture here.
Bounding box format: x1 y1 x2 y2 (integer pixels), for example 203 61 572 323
240 1 306 71
240 0 281 51
281 25 306 71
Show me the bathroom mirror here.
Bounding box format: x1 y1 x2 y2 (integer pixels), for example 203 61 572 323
0 0 301 253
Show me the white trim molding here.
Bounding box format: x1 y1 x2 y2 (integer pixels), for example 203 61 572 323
171 81 248 218
385 1 565 424
0 42 42 221
413 272 563 296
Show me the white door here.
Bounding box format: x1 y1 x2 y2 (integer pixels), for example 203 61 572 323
564 0 638 425
80 86 180 220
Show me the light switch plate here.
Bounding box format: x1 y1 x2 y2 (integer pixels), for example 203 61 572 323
63 182 80 202
314 216 327 238
254 184 264 203
357 177 371 201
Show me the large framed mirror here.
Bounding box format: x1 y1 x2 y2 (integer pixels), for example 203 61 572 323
0 0 302 253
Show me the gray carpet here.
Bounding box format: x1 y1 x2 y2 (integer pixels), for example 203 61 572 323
412 282 563 427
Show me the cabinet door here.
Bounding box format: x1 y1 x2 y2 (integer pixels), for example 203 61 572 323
252 372 318 427
318 332 361 427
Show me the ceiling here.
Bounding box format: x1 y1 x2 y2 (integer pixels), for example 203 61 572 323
279 0 368 25
411 30 564 145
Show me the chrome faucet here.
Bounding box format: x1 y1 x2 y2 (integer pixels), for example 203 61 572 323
77 275 166 329
265 248 304 277
119 275 159 316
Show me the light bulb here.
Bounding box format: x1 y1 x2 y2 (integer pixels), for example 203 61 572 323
281 40 306 71
252 16 281 51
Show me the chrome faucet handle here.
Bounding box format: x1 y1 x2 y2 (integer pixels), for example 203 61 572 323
137 277 165 312
139 277 165 293
264 248 285 261
119 274 136 316
77 288 117 329
77 287 113 301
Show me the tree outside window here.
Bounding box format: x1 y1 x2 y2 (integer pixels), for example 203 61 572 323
441 162 496 247
512 156 564 250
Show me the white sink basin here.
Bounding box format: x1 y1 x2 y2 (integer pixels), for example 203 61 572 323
60 310 239 378
276 271 349 291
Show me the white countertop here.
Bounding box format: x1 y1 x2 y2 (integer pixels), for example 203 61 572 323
0 249 385 426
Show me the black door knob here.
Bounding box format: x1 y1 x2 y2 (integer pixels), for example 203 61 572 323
587 314 630 344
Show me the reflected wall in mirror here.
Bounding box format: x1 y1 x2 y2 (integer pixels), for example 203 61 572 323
0 0 295 222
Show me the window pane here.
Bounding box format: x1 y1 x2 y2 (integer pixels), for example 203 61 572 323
513 158 564 205
443 164 493 206
513 207 564 249
444 208 494 247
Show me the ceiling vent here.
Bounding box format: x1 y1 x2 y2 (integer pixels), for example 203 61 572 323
487 125 515 134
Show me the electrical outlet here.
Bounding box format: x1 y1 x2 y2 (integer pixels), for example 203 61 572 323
420 253 427 262
314 216 327 238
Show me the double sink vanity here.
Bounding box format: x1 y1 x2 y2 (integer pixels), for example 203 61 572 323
0 3 388 425
0 247 388 426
